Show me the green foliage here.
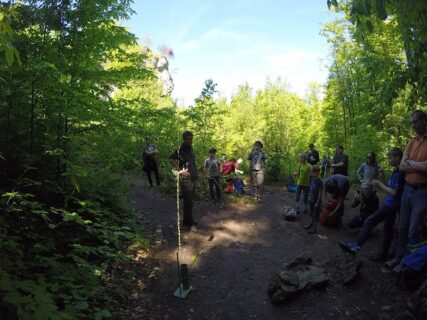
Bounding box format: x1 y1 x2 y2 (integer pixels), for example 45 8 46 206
329 0 427 105
321 3 425 180
186 79 323 182
0 4 21 67
1 0 426 318
0 186 139 320
0 1 151 319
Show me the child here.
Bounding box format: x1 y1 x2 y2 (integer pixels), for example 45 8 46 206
204 148 221 203
339 147 405 263
304 165 323 234
295 153 311 214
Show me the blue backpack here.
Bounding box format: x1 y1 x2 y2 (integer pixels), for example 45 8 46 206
234 179 244 194
286 176 297 193
399 244 427 289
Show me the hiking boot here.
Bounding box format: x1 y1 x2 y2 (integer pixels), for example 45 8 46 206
303 223 313 230
370 252 387 263
339 241 361 254
384 257 401 270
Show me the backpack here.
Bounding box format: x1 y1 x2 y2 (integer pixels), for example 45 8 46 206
226 180 234 193
319 199 339 226
399 244 427 290
283 207 297 221
234 179 244 194
285 176 297 193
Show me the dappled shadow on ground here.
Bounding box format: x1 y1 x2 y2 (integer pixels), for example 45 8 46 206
118 180 408 320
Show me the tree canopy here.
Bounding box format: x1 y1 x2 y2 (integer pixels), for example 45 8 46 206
0 0 425 319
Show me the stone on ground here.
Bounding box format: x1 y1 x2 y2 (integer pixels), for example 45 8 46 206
267 255 329 304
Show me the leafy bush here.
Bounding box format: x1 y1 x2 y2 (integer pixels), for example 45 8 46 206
0 180 143 319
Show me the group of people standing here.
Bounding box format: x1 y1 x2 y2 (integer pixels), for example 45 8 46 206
309 144 350 179
337 110 427 272
143 110 427 269
165 132 269 230
293 110 427 273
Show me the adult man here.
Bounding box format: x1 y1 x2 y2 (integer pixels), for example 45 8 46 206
307 143 320 166
331 145 349 176
390 110 427 268
348 181 379 229
170 131 198 230
142 137 160 187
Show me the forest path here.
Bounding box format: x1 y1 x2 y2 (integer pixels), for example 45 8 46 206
119 178 406 320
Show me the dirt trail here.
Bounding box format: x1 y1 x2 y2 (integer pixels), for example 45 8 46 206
119 179 407 320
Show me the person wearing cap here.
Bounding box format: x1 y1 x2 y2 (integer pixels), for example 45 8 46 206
331 145 349 176
307 143 320 166
204 147 222 203
248 140 267 201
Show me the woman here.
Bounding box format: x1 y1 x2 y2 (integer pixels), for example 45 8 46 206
248 141 267 201
356 151 381 183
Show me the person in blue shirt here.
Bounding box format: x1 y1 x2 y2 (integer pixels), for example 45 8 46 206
339 147 405 262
